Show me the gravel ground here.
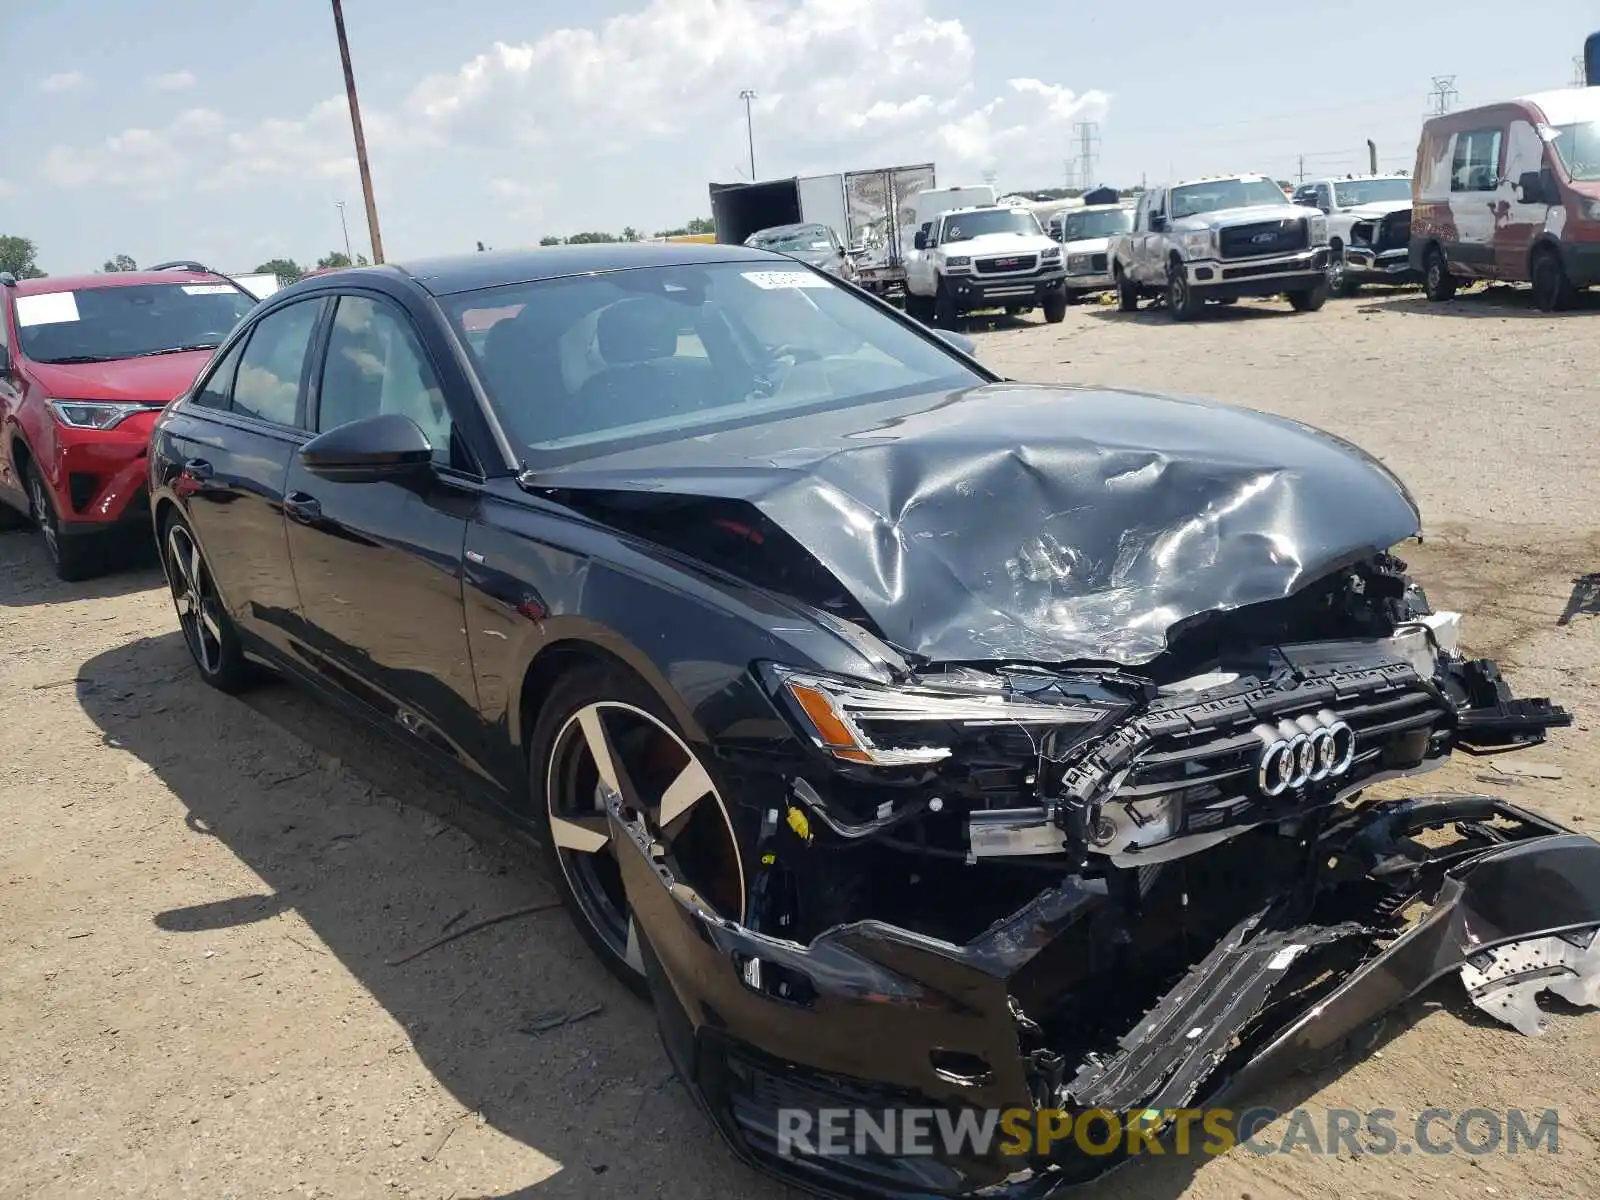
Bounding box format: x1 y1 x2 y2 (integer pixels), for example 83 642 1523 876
2 282 1597 1200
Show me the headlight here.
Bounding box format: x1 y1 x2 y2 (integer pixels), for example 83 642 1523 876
773 667 1111 767
48 400 154 430
1583 198 1600 221
1179 230 1212 259
1310 215 1329 244
1041 246 1062 261
945 255 972 269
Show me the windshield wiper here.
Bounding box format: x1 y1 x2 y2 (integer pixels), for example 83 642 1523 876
37 354 121 364
133 342 219 357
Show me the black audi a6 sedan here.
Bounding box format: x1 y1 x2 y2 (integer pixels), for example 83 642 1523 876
148 243 1593 1198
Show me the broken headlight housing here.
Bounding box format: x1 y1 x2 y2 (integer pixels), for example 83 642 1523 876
769 666 1113 767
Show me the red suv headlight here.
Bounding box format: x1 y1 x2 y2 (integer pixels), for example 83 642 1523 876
48 400 156 430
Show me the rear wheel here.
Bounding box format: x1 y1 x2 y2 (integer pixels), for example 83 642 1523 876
1115 266 1139 311
24 463 103 582
530 664 746 998
1423 247 1457 302
1531 247 1576 312
163 512 256 693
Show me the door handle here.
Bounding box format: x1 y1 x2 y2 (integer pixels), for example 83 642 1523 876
182 458 214 481
283 492 322 523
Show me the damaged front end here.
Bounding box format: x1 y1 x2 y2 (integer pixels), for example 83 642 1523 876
610 553 1590 1198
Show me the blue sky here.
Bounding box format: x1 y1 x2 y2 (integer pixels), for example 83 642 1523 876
3 0 1595 274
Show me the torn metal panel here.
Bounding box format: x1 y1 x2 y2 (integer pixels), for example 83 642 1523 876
533 382 1421 664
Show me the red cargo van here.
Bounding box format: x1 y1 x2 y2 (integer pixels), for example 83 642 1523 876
1410 87 1600 310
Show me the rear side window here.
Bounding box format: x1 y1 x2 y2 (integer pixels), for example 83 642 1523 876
1451 128 1503 192
232 299 322 426
192 339 246 410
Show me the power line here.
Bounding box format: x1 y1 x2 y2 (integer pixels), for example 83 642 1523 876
1074 121 1100 191
1426 75 1458 118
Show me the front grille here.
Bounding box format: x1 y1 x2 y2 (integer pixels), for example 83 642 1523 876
975 253 1039 274
68 473 99 513
1375 211 1411 253
1219 218 1308 259
1221 258 1308 280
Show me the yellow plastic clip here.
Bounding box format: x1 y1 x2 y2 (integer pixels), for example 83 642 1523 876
785 805 813 844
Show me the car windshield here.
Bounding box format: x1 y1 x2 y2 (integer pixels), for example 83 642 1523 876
940 210 1041 242
1549 120 1600 182
1060 208 1134 240
15 283 257 364
445 261 982 460
750 227 836 252
1333 178 1413 206
1169 179 1290 218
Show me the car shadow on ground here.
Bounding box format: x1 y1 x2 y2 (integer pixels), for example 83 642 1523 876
0 528 162 607
1365 284 1600 318
1083 300 1290 326
73 631 1460 1200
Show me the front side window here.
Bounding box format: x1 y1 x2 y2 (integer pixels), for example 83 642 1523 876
192 338 247 410
1451 128 1503 192
1169 178 1290 218
317 296 451 462
13 283 257 365
1333 177 1413 206
445 261 983 460
939 210 1042 242
232 299 322 426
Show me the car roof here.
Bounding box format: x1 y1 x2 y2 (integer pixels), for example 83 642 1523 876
393 243 782 297
11 268 232 296
1517 86 1600 125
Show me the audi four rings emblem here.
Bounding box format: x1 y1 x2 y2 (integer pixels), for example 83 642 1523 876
1252 710 1356 797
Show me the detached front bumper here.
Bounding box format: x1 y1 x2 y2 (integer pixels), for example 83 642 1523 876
1344 245 1418 283
1185 249 1329 298
945 267 1067 310
615 792 1600 1199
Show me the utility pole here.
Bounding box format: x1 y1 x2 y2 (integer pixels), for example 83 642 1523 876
335 200 352 262
1073 121 1100 191
739 89 757 181
1297 154 1307 183
1367 140 1378 175
330 0 384 263
1426 75 1458 118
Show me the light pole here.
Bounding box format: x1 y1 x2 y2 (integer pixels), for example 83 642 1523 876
335 200 353 262
739 89 757 180
331 0 385 263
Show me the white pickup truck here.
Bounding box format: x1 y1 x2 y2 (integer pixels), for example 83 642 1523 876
1108 175 1331 320
1291 175 1417 294
904 205 1068 326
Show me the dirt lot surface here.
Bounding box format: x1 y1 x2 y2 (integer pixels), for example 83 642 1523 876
3 283 1597 1200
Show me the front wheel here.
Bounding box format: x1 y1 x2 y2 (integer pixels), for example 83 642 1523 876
932 282 960 328
1423 247 1457 302
904 291 934 323
1288 281 1329 312
1042 290 1068 323
529 664 747 997
163 513 256 693
24 463 104 582
1165 264 1204 321
1531 248 1577 312
1115 267 1139 311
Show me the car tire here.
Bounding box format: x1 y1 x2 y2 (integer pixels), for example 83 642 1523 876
161 511 256 694
1288 281 1329 312
1042 290 1068 323
1327 246 1360 296
1165 262 1204 321
1115 267 1139 312
1423 247 1457 302
1530 248 1576 313
932 281 959 328
528 662 747 999
23 462 104 582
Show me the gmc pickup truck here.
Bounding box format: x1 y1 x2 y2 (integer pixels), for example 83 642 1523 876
904 205 1067 326
1109 175 1331 320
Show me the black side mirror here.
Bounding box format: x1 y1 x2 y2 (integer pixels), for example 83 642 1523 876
913 230 928 250
1515 171 1545 204
299 412 434 484
1149 213 1167 232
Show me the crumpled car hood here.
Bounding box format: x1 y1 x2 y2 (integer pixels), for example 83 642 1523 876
535 383 1421 665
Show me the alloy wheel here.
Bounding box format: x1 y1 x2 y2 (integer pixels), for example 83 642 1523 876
546 701 745 973
166 523 225 676
28 473 58 563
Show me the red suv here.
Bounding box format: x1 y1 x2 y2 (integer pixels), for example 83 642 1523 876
0 262 258 579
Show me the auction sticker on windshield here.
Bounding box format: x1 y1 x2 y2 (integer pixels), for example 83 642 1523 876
181 284 239 296
742 270 832 289
15 293 80 327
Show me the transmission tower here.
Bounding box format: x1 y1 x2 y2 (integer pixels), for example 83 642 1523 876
1074 121 1100 191
1426 75 1458 118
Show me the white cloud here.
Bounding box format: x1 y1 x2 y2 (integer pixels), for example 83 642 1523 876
150 70 198 91
40 71 85 94
35 0 1109 239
